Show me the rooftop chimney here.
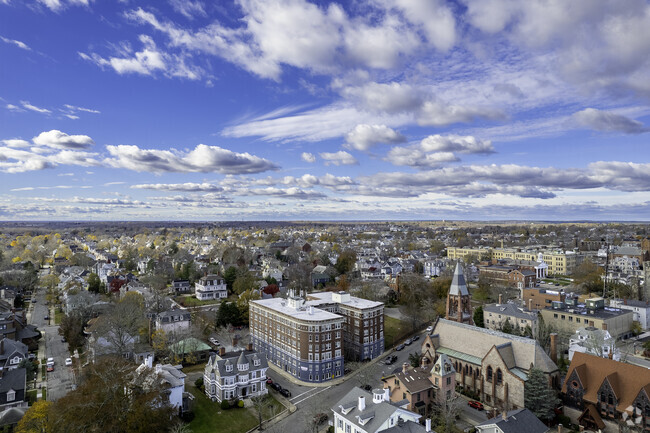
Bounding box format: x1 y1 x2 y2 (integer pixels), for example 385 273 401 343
528 299 533 311
402 362 409 374
218 347 226 356
425 418 431 432
358 396 366 412
247 343 253 351
498 294 503 305
602 323 608 331
383 387 390 402
550 333 558 363
502 411 508 421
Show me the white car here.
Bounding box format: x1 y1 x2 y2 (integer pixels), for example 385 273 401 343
209 338 220 346
425 326 433 333
65 358 72 366
46 357 54 367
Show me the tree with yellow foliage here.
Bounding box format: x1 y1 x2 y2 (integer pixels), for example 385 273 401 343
15 400 52 433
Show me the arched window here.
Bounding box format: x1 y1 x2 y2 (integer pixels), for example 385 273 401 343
496 369 503 385
600 392 607 402
487 366 493 382
608 394 614 405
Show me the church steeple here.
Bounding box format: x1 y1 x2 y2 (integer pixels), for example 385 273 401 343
446 263 472 324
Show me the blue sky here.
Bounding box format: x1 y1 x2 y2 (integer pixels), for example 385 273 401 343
1 0 650 221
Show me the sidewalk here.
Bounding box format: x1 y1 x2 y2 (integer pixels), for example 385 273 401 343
267 349 394 388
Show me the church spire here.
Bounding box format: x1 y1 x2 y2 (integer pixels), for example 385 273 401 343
446 263 472 324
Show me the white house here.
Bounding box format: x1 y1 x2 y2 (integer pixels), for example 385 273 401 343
155 310 191 335
568 326 620 361
0 339 28 371
610 299 650 330
137 356 188 414
424 260 445 278
332 387 429 433
204 350 268 402
195 275 227 301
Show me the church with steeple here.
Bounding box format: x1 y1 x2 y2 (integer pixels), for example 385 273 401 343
446 262 473 324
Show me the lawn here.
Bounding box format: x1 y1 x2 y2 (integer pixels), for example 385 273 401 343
384 316 409 349
188 386 285 433
175 296 222 308
54 309 63 325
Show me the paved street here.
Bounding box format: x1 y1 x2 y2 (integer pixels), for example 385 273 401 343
30 288 75 401
265 331 437 433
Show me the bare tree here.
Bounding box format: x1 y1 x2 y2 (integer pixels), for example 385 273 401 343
433 394 464 433
93 293 147 358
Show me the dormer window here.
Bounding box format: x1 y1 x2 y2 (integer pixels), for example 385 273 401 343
253 359 260 367
225 364 233 372
6 390 15 402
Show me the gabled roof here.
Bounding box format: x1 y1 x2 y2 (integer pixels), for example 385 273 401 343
431 319 557 374
332 387 420 433
477 408 548 433
449 263 469 296
206 350 268 378
562 352 650 413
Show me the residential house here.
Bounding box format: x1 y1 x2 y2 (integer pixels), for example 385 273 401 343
137 356 190 415
204 349 268 402
169 337 211 364
172 280 192 295
0 368 26 411
568 327 620 361
0 312 39 351
332 387 433 433
475 408 549 433
562 352 650 432
0 339 28 371
195 275 227 301
381 354 456 418
421 319 559 410
610 299 650 330
155 310 191 335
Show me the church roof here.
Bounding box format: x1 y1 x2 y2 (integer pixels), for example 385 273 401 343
449 263 469 296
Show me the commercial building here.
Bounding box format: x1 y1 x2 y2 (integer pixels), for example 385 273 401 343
249 290 384 383
447 246 577 275
477 264 536 289
522 288 567 311
539 297 635 340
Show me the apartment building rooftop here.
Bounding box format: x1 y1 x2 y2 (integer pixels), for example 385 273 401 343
308 291 384 309
251 296 342 321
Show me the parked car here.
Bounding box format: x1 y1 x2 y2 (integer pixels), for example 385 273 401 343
425 326 433 333
468 401 484 410
46 357 54 367
46 366 54 372
270 383 281 391
61 337 66 343
385 355 398 365
266 377 273 385
279 388 291 398
65 358 72 366
314 413 328 425
404 338 412 345
395 344 405 351
361 384 372 391
412 335 420 341
43 316 50 320
344 368 351 375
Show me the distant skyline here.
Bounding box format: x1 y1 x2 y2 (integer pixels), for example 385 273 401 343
1 0 650 221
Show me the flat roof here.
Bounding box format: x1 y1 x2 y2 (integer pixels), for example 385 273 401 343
251 297 343 322
308 291 384 309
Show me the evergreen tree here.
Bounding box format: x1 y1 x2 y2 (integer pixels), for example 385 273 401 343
524 367 559 421
87 272 101 293
473 306 484 328
215 301 241 327
501 318 513 334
